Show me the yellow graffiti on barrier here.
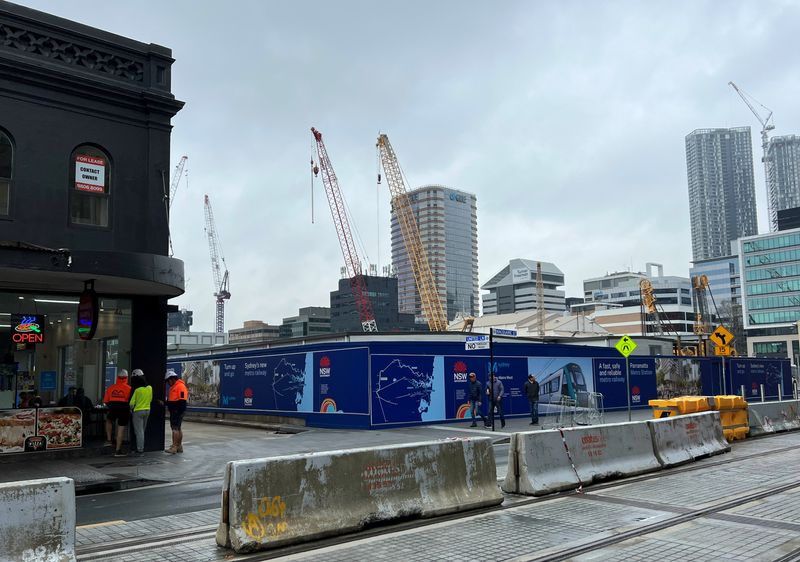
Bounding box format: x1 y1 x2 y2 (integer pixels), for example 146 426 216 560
242 495 289 541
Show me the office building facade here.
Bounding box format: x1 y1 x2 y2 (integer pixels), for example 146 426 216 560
739 228 800 362
229 320 280 344
391 185 478 323
482 259 565 315
689 255 741 306
767 135 800 231
686 127 758 261
330 275 417 333
777 207 800 232
584 264 696 337
280 307 331 338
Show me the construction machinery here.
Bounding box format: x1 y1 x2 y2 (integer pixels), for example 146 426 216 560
311 128 378 332
692 274 711 355
376 134 448 332
640 280 691 355
729 81 777 230
204 194 230 333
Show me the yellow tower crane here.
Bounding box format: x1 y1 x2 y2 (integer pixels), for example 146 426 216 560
376 134 448 332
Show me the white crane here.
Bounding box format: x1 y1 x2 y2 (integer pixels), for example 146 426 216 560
165 155 188 256
729 81 777 230
204 194 230 333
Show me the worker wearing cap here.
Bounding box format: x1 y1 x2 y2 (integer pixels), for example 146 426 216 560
103 369 132 457
164 369 188 454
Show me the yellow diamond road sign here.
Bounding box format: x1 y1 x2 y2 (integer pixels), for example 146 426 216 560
710 325 735 348
615 335 637 358
714 344 733 356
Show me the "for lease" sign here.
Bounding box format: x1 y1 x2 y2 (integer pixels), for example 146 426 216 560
75 154 106 193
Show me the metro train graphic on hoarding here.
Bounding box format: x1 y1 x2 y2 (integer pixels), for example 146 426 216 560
539 363 588 404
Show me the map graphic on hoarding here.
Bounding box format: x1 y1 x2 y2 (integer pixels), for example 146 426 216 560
272 357 307 410
372 357 435 424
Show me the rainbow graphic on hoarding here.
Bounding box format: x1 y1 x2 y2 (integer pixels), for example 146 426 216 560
320 398 337 413
456 403 471 419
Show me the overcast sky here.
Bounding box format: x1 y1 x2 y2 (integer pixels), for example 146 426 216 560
20 0 800 331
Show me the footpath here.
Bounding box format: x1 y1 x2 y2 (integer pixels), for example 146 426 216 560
0 409 653 489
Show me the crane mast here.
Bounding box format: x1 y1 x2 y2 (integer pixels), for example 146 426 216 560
376 134 448 332
168 156 188 213
729 81 777 230
204 194 230 333
536 262 545 337
311 128 378 332
165 155 188 257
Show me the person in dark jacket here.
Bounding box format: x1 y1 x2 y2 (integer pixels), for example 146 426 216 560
486 374 505 428
467 372 487 428
525 374 540 425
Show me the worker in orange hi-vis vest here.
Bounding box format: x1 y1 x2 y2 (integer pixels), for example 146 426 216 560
164 369 188 454
103 369 132 457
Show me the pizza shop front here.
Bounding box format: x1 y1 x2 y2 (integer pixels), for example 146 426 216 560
0 290 134 453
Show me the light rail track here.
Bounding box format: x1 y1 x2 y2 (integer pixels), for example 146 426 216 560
76 436 800 561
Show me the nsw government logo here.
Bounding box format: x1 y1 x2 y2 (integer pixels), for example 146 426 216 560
452 360 468 382
319 355 331 377
244 387 254 407
631 386 641 404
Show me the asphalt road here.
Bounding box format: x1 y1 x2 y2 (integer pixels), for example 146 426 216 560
76 442 510 526
77 478 222 525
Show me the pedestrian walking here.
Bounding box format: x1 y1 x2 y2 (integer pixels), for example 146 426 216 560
103 369 131 457
129 369 152 456
164 369 188 454
467 372 487 427
525 374 540 425
486 373 505 428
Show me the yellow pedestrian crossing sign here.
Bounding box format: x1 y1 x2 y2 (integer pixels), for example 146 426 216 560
710 325 734 348
615 335 637 358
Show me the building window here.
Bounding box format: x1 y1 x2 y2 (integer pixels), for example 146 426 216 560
70 144 111 227
0 129 12 216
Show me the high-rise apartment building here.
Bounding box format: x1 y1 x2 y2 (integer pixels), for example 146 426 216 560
767 135 800 230
391 185 478 323
686 127 758 261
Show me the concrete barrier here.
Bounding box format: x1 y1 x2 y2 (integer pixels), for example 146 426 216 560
0 477 76 562
748 400 800 436
561 421 662 484
647 412 730 467
501 429 578 495
503 421 661 496
216 438 501 553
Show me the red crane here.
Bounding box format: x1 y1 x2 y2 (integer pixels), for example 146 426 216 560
311 127 378 332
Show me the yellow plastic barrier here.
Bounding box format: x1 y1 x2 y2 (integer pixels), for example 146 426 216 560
672 396 711 414
649 396 711 418
648 399 679 419
712 395 749 441
650 395 748 441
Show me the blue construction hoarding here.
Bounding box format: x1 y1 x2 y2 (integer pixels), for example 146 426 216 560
168 337 791 429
